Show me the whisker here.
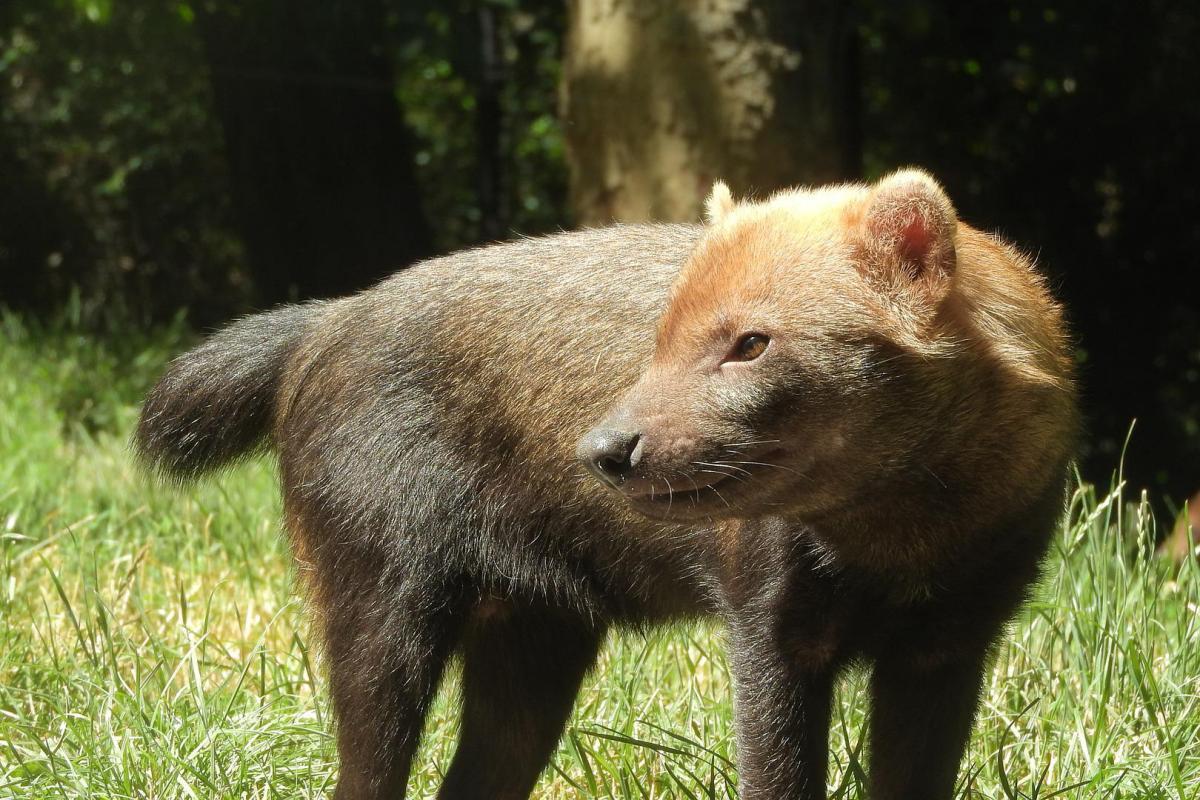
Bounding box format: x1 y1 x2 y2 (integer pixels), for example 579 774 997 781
694 460 753 478
722 459 805 478
696 465 739 484
691 470 744 489
672 470 700 509
667 469 701 511
721 439 781 449
707 483 732 510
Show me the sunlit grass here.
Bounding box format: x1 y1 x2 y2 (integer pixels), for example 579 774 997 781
1 316 1197 798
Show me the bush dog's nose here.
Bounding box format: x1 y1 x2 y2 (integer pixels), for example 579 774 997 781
578 428 643 485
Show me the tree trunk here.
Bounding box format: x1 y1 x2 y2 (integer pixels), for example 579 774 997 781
199 1 431 305
475 4 507 241
561 0 859 225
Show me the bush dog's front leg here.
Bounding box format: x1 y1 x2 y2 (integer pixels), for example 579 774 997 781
729 620 837 800
866 648 991 800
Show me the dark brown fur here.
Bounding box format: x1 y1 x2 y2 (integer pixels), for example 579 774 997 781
138 224 719 799
136 173 1077 799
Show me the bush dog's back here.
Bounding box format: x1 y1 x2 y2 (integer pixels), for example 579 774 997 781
136 171 1076 800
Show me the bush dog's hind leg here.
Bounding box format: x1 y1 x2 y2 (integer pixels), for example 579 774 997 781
327 577 466 800
437 602 606 800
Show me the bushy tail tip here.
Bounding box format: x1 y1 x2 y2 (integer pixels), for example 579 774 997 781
134 303 318 481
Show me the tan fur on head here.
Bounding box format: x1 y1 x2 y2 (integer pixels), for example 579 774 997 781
644 167 1076 552
704 180 735 225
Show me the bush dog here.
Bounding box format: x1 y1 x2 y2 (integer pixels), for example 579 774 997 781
1159 489 1200 561
136 169 1077 799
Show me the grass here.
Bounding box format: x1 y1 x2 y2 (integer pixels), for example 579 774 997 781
0 314 1198 799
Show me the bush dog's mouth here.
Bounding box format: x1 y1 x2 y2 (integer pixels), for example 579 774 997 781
618 447 787 506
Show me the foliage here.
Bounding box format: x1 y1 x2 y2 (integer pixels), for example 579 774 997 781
393 0 567 250
0 0 568 320
0 1 247 325
1 322 1198 798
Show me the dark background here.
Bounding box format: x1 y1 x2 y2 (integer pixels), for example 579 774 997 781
1 1 1197 508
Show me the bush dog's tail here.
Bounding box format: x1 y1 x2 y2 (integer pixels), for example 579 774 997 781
134 303 319 481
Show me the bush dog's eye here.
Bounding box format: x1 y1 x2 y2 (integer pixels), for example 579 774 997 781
730 333 770 362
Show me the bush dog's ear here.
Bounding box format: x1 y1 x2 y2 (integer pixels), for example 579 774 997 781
705 180 735 225
859 169 957 298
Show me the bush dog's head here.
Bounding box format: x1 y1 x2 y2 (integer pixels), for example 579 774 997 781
578 169 1069 522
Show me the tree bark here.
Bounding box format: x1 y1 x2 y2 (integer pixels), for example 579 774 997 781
199 1 431 305
561 0 860 225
